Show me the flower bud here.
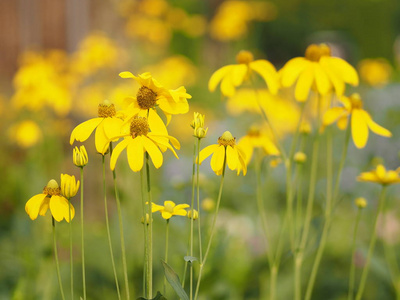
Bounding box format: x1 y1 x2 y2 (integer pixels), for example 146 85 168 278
73 145 88 167
61 174 80 199
187 209 198 220
191 112 208 139
141 213 152 225
194 127 208 139
355 197 367 209
294 152 307 164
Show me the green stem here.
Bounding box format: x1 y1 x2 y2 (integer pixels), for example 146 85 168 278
190 142 196 300
164 220 170 295
103 155 121 300
355 186 388 300
80 167 86 300
111 143 130 300
68 198 74 300
53 217 66 300
140 168 149 296
348 208 363 300
196 138 203 264
194 152 227 300
145 153 153 299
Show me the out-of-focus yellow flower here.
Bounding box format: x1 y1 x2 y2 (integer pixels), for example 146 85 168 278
209 50 279 97
358 58 392 87
70 100 124 154
201 198 215 212
299 121 312 135
294 152 307 164
151 200 189 219
358 164 400 185
238 126 279 165
187 209 199 220
73 145 88 167
138 0 169 17
198 131 247 176
323 93 391 149
280 44 359 101
9 120 42 148
355 197 367 208
109 116 180 172
182 15 207 38
125 15 171 47
61 174 80 199
25 179 75 222
270 157 282 168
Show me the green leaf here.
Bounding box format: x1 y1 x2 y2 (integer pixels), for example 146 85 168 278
184 256 198 263
161 260 189 300
136 291 167 300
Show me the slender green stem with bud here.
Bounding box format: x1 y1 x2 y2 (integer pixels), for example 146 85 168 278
52 217 66 300
68 198 74 300
80 167 87 300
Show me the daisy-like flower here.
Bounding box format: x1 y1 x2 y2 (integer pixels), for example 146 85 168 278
151 200 190 220
280 43 359 101
109 115 180 172
119 71 191 125
198 131 247 176
70 100 123 154
25 179 75 222
322 93 391 148
357 164 400 185
208 50 279 97
238 126 280 165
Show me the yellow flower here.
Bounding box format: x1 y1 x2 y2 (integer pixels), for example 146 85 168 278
70 100 124 154
151 200 190 219
355 197 367 209
109 116 180 172
61 174 80 199
187 209 199 220
294 151 307 164
9 120 42 148
358 58 392 87
238 126 279 165
357 164 400 185
280 43 359 101
73 145 88 167
322 93 391 149
25 179 75 222
191 112 208 139
208 50 279 97
198 131 247 176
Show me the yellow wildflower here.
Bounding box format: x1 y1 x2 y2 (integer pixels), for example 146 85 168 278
109 116 180 172
358 58 392 87
70 100 124 154
9 120 42 148
355 197 367 209
73 145 89 167
323 93 391 148
357 164 400 185
25 179 75 222
294 152 307 164
198 131 247 176
61 174 80 199
209 50 279 97
151 200 190 219
280 43 359 101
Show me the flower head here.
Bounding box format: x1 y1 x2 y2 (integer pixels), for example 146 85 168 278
61 174 80 199
280 43 359 101
187 209 199 220
198 131 247 175
191 112 208 139
209 50 279 97
25 179 75 222
322 93 391 148
358 58 392 87
70 100 124 154
151 200 190 220
357 164 400 185
73 145 88 167
355 197 367 209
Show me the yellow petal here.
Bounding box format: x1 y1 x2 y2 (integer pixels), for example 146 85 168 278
50 195 73 222
110 138 130 170
325 57 359 86
161 211 172 219
148 109 168 135
198 144 219 164
230 64 248 87
70 118 103 144
250 60 279 94
142 137 163 169
172 209 187 216
119 71 135 79
174 204 190 210
226 146 238 171
103 117 124 140
358 172 379 182
364 111 392 137
39 197 50 216
351 109 369 149
25 194 47 220
151 203 164 212
322 64 345 96
164 200 176 207
337 116 348 130
236 145 248 176
323 107 348 126
208 65 233 92
314 63 331 95
238 136 253 165
376 164 387 180
95 121 109 154
295 65 314 101
280 57 308 87
210 146 225 174
127 137 144 172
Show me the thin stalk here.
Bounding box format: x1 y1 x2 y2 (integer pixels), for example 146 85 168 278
194 152 227 300
145 153 153 299
68 198 74 300
196 138 203 264
181 233 191 288
80 167 86 300
140 168 149 296
164 220 170 295
52 217 66 300
355 186 388 300
103 155 121 300
189 142 196 300
348 207 363 300
111 142 130 300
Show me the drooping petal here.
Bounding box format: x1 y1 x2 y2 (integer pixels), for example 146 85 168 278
210 146 226 174
148 109 168 135
119 71 136 79
294 66 314 101
95 121 110 154
313 63 331 95
151 203 165 212
337 116 348 130
110 138 130 170
376 164 387 180
174 204 190 210
363 111 392 137
208 65 234 92
172 208 188 216
161 211 173 219
324 57 359 86
25 194 47 220
39 197 50 216
250 60 279 94
142 137 163 169
236 145 248 175
127 137 144 172
198 144 219 164
226 146 238 171
280 58 309 87
322 65 345 96
70 118 103 144
323 107 348 126
230 64 248 87
103 117 124 141
50 195 74 223
351 109 369 149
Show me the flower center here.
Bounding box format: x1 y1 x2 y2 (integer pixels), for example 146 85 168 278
349 93 363 109
236 50 254 64
98 102 116 118
137 86 157 109
130 116 149 138
247 126 260 137
43 179 61 196
164 202 174 214
305 44 331 62
218 131 236 147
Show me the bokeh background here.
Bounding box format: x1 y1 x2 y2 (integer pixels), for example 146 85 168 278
1 0 400 299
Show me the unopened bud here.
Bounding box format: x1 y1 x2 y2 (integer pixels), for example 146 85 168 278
294 152 307 164
187 209 198 220
355 197 367 209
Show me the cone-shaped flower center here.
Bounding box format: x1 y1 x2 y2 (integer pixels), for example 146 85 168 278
43 179 61 196
218 131 236 147
349 93 363 109
305 44 331 62
164 202 174 214
130 116 149 138
236 50 254 64
137 86 157 109
98 102 116 118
